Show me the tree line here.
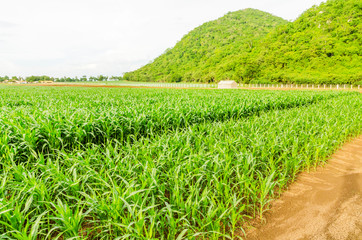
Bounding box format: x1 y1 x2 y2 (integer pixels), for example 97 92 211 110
0 75 123 82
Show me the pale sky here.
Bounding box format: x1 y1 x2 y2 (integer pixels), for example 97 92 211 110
0 0 325 77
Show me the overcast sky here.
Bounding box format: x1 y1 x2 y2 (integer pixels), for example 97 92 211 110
0 0 325 77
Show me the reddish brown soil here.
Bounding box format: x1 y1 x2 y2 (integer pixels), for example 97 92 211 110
6 83 361 92
245 136 362 240
240 87 361 92
20 83 209 89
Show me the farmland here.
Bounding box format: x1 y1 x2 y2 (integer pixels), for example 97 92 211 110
0 86 361 239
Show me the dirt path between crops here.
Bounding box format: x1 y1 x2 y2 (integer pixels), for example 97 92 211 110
245 136 362 240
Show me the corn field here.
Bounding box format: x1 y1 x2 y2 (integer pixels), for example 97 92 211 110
0 86 361 239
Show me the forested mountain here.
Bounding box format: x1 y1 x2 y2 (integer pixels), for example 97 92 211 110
124 9 287 82
253 0 362 84
125 0 362 84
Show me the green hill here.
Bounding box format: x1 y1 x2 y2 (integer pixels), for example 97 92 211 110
253 0 362 84
125 0 362 84
124 9 287 82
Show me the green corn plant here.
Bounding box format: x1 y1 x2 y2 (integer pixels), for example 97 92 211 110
0 85 360 239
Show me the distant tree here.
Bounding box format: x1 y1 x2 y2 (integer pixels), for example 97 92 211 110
98 75 108 81
110 76 123 81
80 75 87 81
171 73 182 82
26 76 52 82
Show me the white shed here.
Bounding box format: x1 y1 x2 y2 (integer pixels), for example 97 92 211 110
218 80 238 89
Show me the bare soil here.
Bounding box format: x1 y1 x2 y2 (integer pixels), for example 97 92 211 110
21 83 209 89
245 136 362 240
6 83 361 92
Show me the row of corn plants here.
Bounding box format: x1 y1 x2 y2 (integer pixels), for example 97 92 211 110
0 86 352 163
0 87 360 239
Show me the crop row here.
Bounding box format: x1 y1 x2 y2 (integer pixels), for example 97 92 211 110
0 86 353 162
0 92 361 239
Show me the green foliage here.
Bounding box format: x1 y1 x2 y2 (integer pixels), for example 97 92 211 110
0 75 120 82
25 76 53 82
254 0 362 84
124 9 287 83
0 86 361 239
0 76 10 82
125 0 362 84
0 86 347 162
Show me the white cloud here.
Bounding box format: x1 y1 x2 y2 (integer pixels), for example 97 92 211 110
0 0 325 77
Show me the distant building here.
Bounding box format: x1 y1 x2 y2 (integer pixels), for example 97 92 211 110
40 81 54 84
218 80 238 89
15 80 27 84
